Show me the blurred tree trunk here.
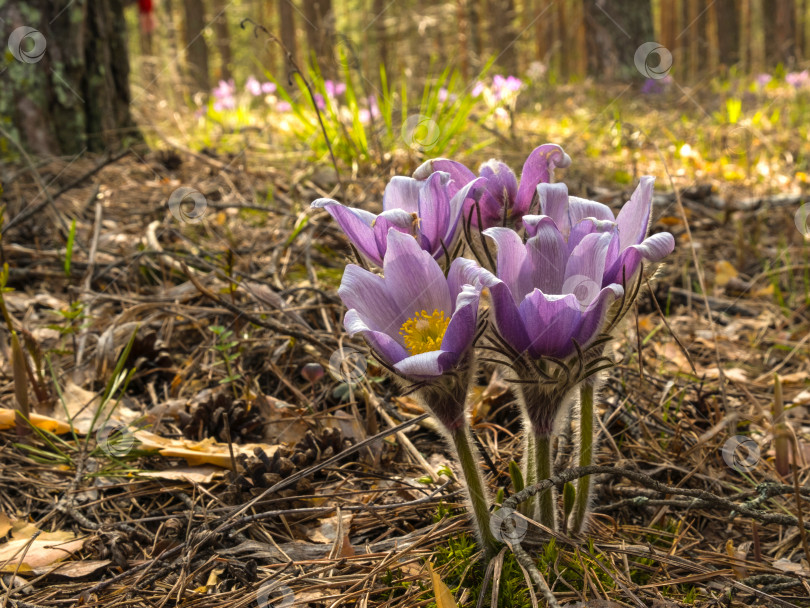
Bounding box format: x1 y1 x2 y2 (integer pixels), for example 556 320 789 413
278 0 300 73
716 0 740 67
585 0 653 80
467 0 483 71
211 0 233 81
534 0 551 63
182 0 210 90
764 0 797 65
372 0 389 86
457 0 469 79
488 0 518 73
303 0 334 77
0 0 140 156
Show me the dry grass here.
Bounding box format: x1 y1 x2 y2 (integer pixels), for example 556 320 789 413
0 136 809 608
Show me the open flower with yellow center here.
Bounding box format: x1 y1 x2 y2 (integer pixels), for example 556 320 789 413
339 229 483 396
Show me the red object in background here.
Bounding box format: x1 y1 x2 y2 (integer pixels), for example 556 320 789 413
138 0 156 34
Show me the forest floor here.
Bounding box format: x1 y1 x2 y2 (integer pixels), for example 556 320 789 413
2 81 810 607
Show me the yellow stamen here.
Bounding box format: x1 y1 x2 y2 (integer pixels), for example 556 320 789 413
399 309 450 355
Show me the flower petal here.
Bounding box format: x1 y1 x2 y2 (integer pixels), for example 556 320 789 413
383 177 422 214
394 350 457 378
616 176 655 250
448 176 489 246
383 229 452 318
447 257 485 306
417 172 451 254
514 144 571 216
573 284 624 348
312 199 383 265
567 196 615 226
518 289 582 359
339 265 403 335
535 183 571 237
480 159 518 213
476 268 531 354
483 227 532 303
372 209 415 256
603 231 675 286
414 159 476 198
525 217 567 294
440 284 480 355
564 231 614 290
344 312 409 367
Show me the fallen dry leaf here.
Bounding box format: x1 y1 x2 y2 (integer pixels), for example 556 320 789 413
0 409 73 434
0 523 86 573
428 562 458 608
133 430 279 468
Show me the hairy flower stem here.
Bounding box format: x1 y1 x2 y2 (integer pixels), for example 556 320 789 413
534 433 556 529
520 431 537 517
570 382 594 533
451 427 500 559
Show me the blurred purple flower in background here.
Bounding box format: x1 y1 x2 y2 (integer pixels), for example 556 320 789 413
212 79 236 111
313 93 327 110
755 73 772 88
245 76 262 97
641 75 673 94
324 80 346 97
275 101 292 113
786 70 810 88
261 81 277 94
472 81 486 97
492 74 523 100
414 143 571 228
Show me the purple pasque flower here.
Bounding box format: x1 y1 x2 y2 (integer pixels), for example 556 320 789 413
414 143 571 229
245 76 262 96
339 230 483 426
312 171 487 266
324 80 346 97
261 81 277 94
212 79 236 111
535 176 675 289
786 70 810 88
470 224 624 363
275 100 292 113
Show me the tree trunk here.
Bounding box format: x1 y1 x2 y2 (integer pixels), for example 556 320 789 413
586 0 654 80
0 0 140 156
303 0 335 78
211 0 233 81
467 0 483 71
716 0 740 67
488 0 518 73
278 0 300 74
182 0 210 91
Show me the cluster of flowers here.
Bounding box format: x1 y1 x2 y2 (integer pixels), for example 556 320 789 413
311 144 675 557
756 70 810 89
472 75 524 122
210 77 291 113
312 79 382 124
